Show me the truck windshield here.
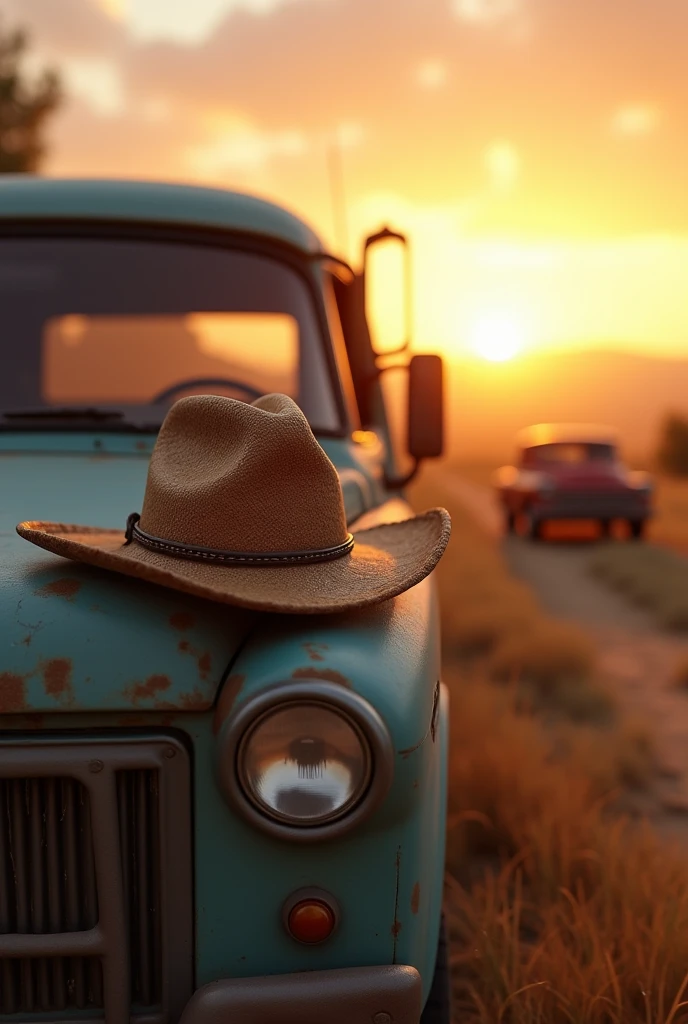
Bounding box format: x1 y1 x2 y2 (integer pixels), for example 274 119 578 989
0 236 341 433
524 442 617 465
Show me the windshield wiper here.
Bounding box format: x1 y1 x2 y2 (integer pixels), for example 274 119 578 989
0 407 162 432
2 407 125 422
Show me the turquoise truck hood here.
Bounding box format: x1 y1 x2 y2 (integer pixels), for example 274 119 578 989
0 443 373 716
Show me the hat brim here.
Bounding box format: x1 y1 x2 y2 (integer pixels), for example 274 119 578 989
16 509 451 615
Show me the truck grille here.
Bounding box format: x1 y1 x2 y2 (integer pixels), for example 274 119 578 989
0 736 193 1024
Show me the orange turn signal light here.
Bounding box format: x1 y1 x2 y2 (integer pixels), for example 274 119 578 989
287 899 336 944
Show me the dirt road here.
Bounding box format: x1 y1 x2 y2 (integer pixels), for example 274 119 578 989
445 474 688 835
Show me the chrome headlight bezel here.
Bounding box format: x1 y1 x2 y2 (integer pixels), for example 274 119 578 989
216 680 395 842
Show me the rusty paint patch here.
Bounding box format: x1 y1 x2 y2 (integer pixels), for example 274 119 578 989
0 673 27 712
411 883 420 915
35 577 83 602
170 612 196 631
398 736 426 759
303 642 328 662
212 674 245 735
179 688 208 711
21 634 32 647
430 681 440 743
177 635 213 682
125 674 172 705
291 666 351 688
42 658 73 704
392 846 402 963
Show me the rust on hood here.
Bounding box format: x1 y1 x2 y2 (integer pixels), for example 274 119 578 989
124 674 172 705
411 882 420 916
303 642 328 662
42 658 74 706
169 611 196 632
212 674 246 735
391 846 402 963
0 673 28 712
35 578 83 602
291 666 351 688
178 687 209 710
178 639 213 682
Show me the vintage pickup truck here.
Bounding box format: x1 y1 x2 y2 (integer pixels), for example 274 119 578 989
0 179 449 1023
494 422 653 540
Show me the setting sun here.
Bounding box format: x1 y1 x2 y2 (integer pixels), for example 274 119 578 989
470 312 525 362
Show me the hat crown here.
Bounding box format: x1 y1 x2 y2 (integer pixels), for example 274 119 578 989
139 394 348 555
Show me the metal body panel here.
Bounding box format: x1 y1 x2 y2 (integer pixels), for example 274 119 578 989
0 178 323 254
0 179 447 1014
0 440 382 714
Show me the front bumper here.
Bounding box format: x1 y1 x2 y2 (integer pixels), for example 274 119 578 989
179 965 421 1024
532 493 651 521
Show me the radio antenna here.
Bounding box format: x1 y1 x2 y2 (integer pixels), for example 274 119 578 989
327 137 350 260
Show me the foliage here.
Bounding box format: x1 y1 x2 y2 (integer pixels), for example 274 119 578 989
0 24 61 173
656 413 688 478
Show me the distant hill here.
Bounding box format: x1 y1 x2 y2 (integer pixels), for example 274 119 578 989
443 348 688 464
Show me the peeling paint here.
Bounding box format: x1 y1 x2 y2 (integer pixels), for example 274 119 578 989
178 638 214 682
170 612 196 632
303 642 328 662
179 688 208 710
42 658 73 705
0 672 27 712
35 578 83 602
411 882 420 915
291 666 351 688
125 674 172 705
391 846 402 963
212 674 245 735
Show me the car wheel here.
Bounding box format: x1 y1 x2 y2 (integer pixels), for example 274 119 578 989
420 912 451 1024
522 511 544 541
628 519 647 541
599 519 612 539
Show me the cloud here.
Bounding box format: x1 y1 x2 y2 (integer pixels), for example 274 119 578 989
10 0 686 242
452 0 521 26
414 59 449 90
186 117 308 178
63 59 126 116
611 104 661 138
484 141 520 192
3 0 125 55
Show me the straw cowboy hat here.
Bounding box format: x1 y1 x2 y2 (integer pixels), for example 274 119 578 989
17 393 451 615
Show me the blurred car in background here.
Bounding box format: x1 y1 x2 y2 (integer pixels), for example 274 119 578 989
494 423 653 541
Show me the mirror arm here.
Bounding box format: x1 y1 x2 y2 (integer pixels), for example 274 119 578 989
384 458 420 491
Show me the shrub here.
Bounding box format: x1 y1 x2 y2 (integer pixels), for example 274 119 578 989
656 412 688 477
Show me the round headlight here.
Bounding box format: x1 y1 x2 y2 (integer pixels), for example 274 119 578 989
217 681 395 841
239 703 370 825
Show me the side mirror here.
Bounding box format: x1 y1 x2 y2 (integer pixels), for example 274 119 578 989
408 354 444 460
362 225 412 357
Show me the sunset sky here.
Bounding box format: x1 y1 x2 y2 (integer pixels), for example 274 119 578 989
9 0 688 361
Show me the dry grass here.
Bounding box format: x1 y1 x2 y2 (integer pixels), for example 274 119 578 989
407 463 688 1023
589 543 688 632
671 656 688 691
648 475 688 552
410 469 614 724
445 677 688 1023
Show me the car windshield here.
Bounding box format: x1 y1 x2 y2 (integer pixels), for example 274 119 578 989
523 442 617 465
0 236 341 432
